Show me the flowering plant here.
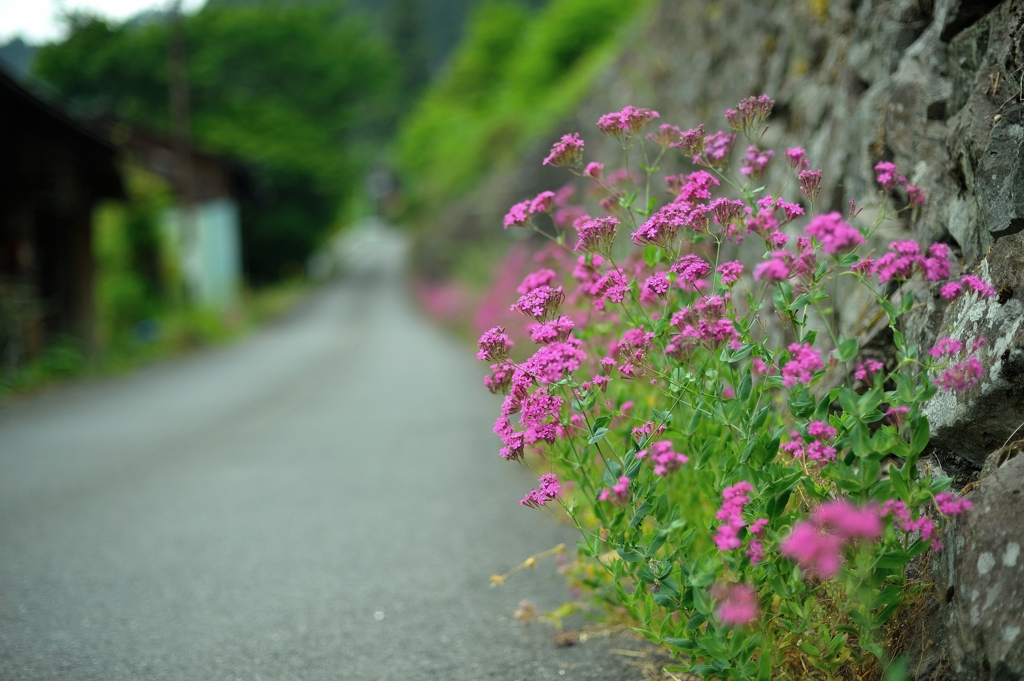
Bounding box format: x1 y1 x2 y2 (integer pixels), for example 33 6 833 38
481 97 984 679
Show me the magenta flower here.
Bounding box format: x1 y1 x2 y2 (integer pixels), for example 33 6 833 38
529 191 555 214
529 316 575 345
725 94 774 138
670 170 719 204
718 261 744 286
786 147 809 170
517 268 557 294
853 359 884 381
636 440 689 476
597 106 659 138
641 272 671 299
714 481 755 552
929 337 963 359
807 420 837 440
778 200 805 222
936 356 984 392
648 123 682 147
477 326 513 361
961 274 996 298
935 492 973 516
674 124 706 156
714 583 759 626
520 474 561 508
883 500 940 549
804 212 864 254
709 197 747 226
700 130 736 166
753 252 792 282
797 169 822 202
874 161 906 191
511 285 565 321
781 343 823 388
813 501 882 541
584 161 604 178
503 200 531 229
543 133 585 167
599 476 631 504
740 145 775 180
574 217 619 254
671 254 712 282
780 521 844 578
885 405 909 426
907 184 927 207
484 363 514 395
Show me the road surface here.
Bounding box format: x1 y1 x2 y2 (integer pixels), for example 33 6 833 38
0 226 648 680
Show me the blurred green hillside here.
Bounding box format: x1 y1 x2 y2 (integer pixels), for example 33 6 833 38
393 0 652 219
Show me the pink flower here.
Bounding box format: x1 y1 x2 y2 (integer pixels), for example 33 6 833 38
812 501 883 541
874 161 905 191
853 359 884 382
780 521 844 578
599 476 631 504
798 169 822 202
907 185 927 207
485 363 514 395
674 124 705 156
637 440 689 476
529 191 555 214
725 94 774 137
718 261 744 286
641 272 671 299
543 133 584 167
786 147 809 170
709 198 746 226
714 583 759 626
503 200 531 228
781 343 823 388
477 326 513 361
754 252 792 282
597 106 659 138
807 420 837 440
885 405 909 426
517 268 557 294
778 200 805 222
929 337 963 359
584 162 604 178
940 281 963 300
714 481 755 552
935 492 973 516
520 474 561 508
936 356 984 392
529 316 575 345
700 130 736 166
804 212 864 254
671 254 712 282
574 217 619 254
961 274 996 298
511 285 564 321
740 145 774 180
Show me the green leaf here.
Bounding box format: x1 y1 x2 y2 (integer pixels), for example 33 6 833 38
889 468 911 502
617 547 644 562
929 476 953 494
838 387 860 417
629 502 652 527
835 336 859 363
738 373 753 402
910 417 930 455
750 405 770 430
875 550 911 569
588 428 610 445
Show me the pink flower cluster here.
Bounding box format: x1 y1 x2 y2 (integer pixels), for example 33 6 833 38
798 169 822 202
804 212 864 254
853 359 884 382
936 356 984 392
754 251 792 282
854 241 951 283
543 132 584 167
940 274 996 300
648 123 682 147
781 501 882 578
714 582 759 626
520 473 561 508
781 343 823 388
700 130 736 166
636 440 689 476
718 261 744 286
882 499 940 549
874 161 927 206
511 285 565 321
597 106 659 138
599 475 631 504
714 481 760 553
667 295 739 357
782 420 838 463
673 124 705 156
725 94 774 138
574 217 619 255
786 147 809 170
935 492 972 516
477 326 513 361
529 316 575 344
740 146 774 180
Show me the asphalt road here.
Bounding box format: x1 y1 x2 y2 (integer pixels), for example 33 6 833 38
0 227 648 680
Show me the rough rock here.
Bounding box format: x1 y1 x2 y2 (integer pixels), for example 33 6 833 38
925 231 1024 466
937 453 1024 679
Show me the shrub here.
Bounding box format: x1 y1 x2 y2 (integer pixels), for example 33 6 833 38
480 98 982 679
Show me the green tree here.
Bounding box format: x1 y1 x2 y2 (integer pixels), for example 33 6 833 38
34 2 400 283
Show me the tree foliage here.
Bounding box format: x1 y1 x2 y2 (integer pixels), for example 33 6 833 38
34 2 400 282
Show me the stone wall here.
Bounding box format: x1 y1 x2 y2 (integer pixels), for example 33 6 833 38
419 1 1023 677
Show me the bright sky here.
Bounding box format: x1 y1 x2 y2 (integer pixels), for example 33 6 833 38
0 0 206 44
